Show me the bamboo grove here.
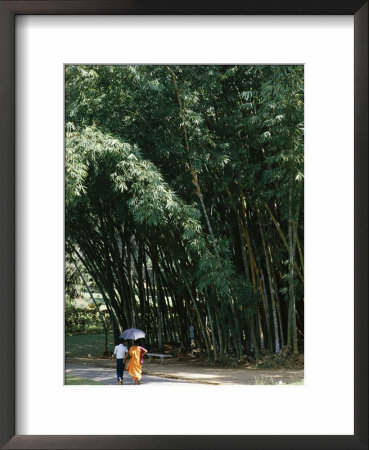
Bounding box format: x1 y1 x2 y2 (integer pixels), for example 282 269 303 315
65 65 304 360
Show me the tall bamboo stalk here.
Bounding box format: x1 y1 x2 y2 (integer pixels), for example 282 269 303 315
258 215 280 353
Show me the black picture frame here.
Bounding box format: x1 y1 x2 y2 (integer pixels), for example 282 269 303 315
0 1 367 449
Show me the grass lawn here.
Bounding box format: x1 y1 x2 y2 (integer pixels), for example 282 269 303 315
65 332 115 357
65 374 105 385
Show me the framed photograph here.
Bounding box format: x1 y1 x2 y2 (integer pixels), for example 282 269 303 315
0 1 367 449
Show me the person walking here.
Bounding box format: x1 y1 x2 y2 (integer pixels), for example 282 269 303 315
124 340 147 385
112 338 128 385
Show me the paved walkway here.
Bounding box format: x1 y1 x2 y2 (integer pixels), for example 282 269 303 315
66 363 189 386
66 358 304 385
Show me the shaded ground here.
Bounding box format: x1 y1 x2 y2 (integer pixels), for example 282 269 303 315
66 362 192 385
66 357 304 385
65 333 114 357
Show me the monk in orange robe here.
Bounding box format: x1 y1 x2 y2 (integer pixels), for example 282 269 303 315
124 341 147 385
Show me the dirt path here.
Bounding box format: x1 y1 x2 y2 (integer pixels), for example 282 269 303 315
66 357 304 385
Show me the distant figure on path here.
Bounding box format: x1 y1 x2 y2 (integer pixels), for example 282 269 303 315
112 338 128 385
124 340 147 385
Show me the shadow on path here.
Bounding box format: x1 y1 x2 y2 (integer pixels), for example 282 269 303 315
65 363 189 385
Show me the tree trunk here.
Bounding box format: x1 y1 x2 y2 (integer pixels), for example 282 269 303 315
259 218 280 353
287 186 300 354
172 258 212 359
264 202 304 284
206 301 217 361
215 310 224 362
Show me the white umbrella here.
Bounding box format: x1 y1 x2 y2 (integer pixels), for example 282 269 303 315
120 328 146 340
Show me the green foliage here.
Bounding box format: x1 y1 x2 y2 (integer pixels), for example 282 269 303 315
232 276 259 317
65 64 304 358
65 298 110 334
